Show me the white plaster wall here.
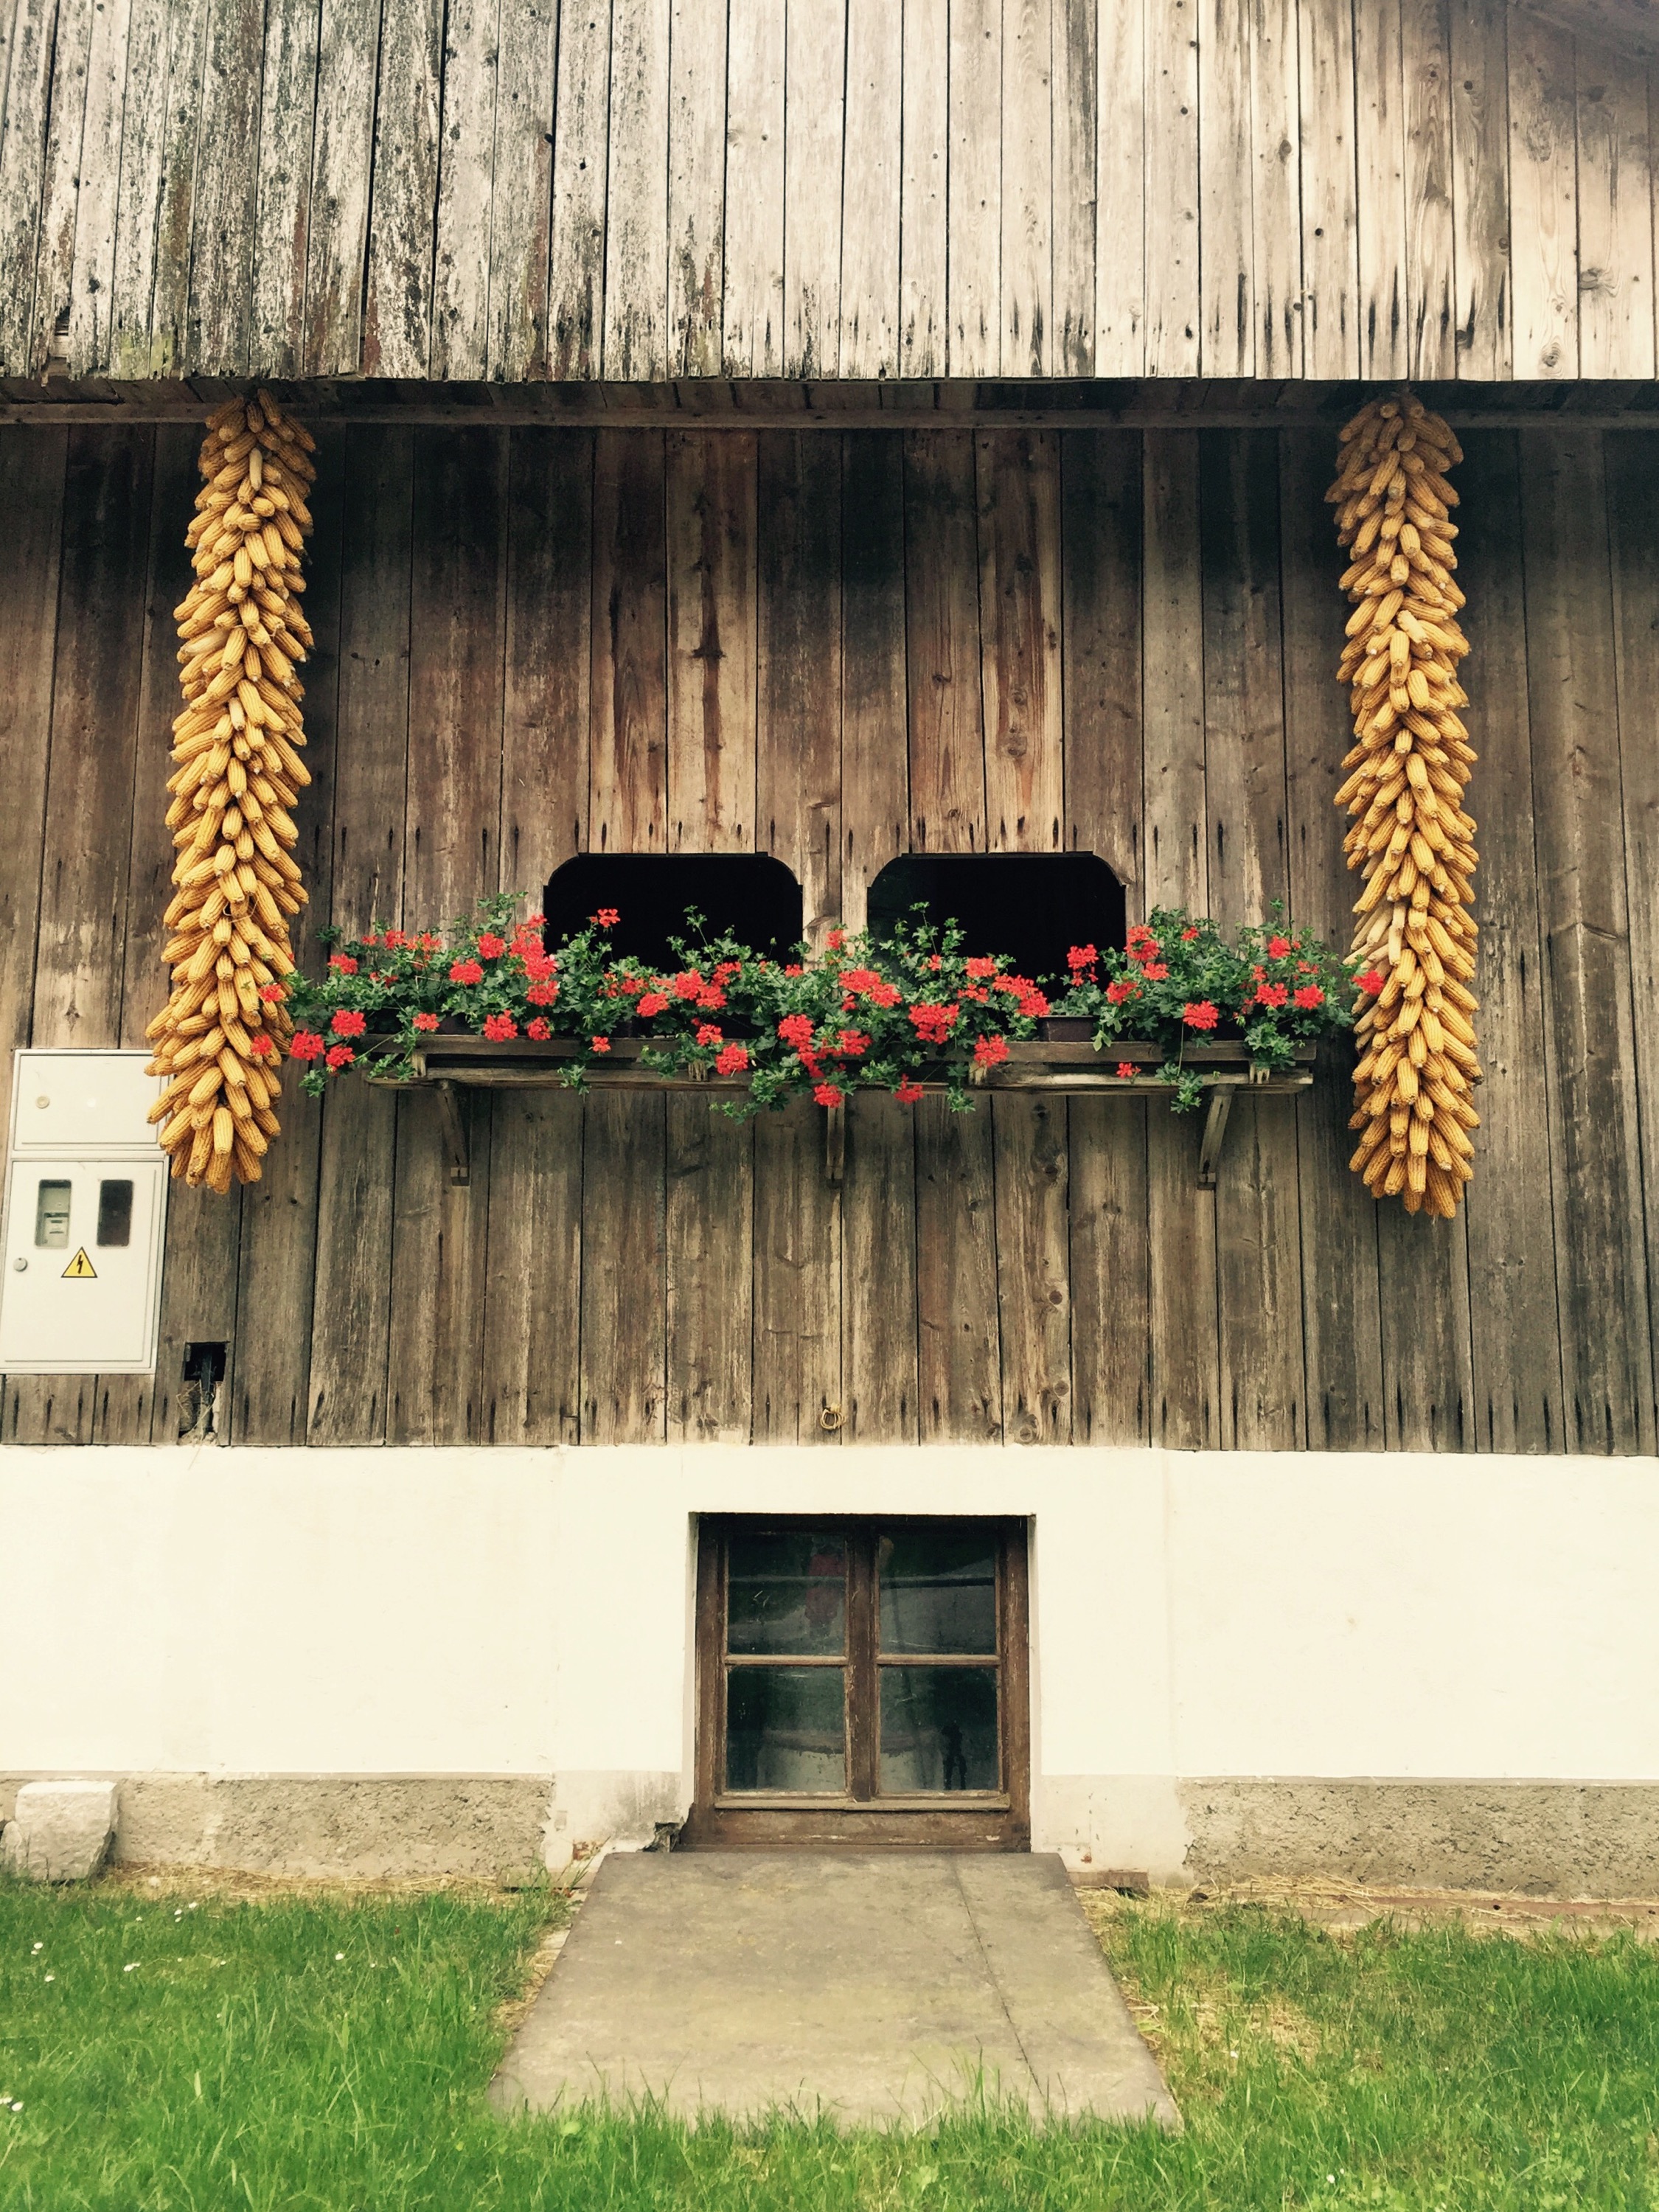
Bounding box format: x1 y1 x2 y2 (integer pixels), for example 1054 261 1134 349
4 1445 1656 1837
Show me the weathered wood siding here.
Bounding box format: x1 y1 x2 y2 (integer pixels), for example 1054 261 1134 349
2 418 1657 1453
1 0 1655 384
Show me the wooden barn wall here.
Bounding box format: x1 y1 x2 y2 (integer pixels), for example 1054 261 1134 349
1 0 1657 387
2 418 1657 1455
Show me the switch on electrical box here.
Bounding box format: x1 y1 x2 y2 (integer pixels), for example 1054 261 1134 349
0 1052 167 1374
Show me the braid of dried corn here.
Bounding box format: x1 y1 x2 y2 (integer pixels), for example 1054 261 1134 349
145 392 316 1195
1328 392 1481 1221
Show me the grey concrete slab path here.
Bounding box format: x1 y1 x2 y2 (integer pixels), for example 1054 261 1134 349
492 1851 1178 2129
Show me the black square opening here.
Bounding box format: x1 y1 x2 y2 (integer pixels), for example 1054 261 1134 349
541 855 804 970
866 854 1126 984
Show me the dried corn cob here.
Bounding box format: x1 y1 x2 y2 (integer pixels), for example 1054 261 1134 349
1329 392 1481 1220
145 393 316 1194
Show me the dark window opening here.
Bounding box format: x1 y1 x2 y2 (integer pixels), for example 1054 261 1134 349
541 855 804 972
178 1341 227 1444
96 1179 133 1248
866 854 1126 985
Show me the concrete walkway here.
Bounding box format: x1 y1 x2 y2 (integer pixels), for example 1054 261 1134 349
492 1851 1178 2129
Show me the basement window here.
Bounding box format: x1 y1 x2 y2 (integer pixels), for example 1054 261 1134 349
866 854 1126 986
542 855 804 970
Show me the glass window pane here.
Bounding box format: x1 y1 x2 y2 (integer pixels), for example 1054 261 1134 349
877 1527 998 1653
727 1531 847 1655
34 1180 72 1248
726 1666 846 1792
879 1667 1000 1793
97 1179 133 1248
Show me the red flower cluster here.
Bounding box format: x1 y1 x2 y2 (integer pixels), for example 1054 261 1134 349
594 908 619 928
1106 978 1138 1005
328 953 358 975
449 959 484 984
909 1002 958 1046
1067 945 1099 972
527 1018 552 1040
476 933 507 959
714 1043 749 1076
249 1033 275 1057
1357 969 1385 995
259 981 286 1003
526 980 559 1006
1293 984 1325 1009
813 1082 844 1108
1182 1001 1220 1031
895 1077 925 1103
330 1008 366 1037
325 1043 355 1070
1116 1062 1137 1079
483 1012 517 1041
1255 981 1289 1009
778 1012 815 1050
413 1011 439 1032
291 1032 324 1060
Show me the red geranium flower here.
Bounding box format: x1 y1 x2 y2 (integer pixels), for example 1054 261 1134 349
1017 990 1048 1018
1181 927 1200 942
325 1043 355 1070
778 1012 815 1049
908 1002 958 1044
835 1029 870 1058
1182 1000 1220 1030
483 1012 517 1040
1141 962 1169 981
927 953 943 972
476 933 507 959
526 1018 552 1040
714 1043 749 1076
1255 981 1289 1009
1293 984 1325 1009
591 1035 611 1052
1268 934 1293 959
1116 1062 1137 1079
696 985 726 1010
330 1008 366 1037
672 971 703 1000
965 956 998 980
695 1023 723 1046
1357 968 1386 995
594 908 619 928
413 1012 440 1031
449 958 484 984
894 1077 925 1103
527 980 559 1006
813 1082 844 1108
973 1034 1009 1068
784 964 804 978
258 981 286 1002
328 953 358 975
637 992 670 1018
249 1032 274 1057
826 928 846 951
1067 945 1098 971
1105 978 1138 1004
291 1032 324 1060
714 961 741 982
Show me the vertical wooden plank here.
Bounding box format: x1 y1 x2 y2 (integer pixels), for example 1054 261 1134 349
667 1097 754 1441
146 0 212 374
1141 430 1206 911
1061 428 1141 897
844 1093 920 1440
307 425 414 1444
1001 0 1053 377
1453 431 1563 1453
503 426 593 894
993 1095 1070 1444
187 0 264 374
1402 0 1457 378
549 0 613 378
1068 1096 1151 1443
1576 38 1657 383
841 430 908 930
1353 0 1410 379
723 0 785 375
1198 0 1254 378
230 423 344 1447
782 0 845 377
915 1097 1001 1439
948 0 1002 375
1248 0 1301 377
841 0 902 377
1050 0 1095 374
483 1090 584 1442
66 0 133 375
304 0 383 375
603 0 670 379
580 1092 667 1440
591 427 667 854
1093 0 1144 373
430 0 502 380
386 1088 492 1444
1607 431 1659 1456
490 0 557 378
667 428 758 853
668 0 726 376
1506 11 1577 378
0 0 58 373
752 1099 841 1442
1298 0 1360 376
147 1182 243 1444
361 0 442 375
1200 429 1301 1453
758 430 841 936
248 0 319 380
900 0 949 375
1448 0 1509 379
1145 1104 1219 1447
1279 426 1385 1451
905 431 987 855
977 429 1062 855
1522 430 1655 1452
1375 1203 1475 1450
1144 0 1198 375
103 0 170 374
29 0 94 373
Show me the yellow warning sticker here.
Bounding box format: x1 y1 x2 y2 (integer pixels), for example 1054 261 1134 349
63 1248 97 1279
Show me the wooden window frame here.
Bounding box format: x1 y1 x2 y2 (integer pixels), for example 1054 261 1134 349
683 1514 1030 1851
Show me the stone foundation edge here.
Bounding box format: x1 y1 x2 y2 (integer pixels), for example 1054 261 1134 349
5 1774 1658 1893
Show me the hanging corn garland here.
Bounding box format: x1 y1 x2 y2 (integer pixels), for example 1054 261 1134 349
145 392 316 1194
1329 393 1482 1220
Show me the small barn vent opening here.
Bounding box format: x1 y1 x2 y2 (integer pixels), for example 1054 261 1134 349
542 855 804 970
866 855 1126 985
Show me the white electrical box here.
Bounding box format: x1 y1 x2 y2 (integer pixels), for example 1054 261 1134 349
0 1051 168 1375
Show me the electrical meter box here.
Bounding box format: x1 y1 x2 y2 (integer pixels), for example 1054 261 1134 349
0 1051 168 1374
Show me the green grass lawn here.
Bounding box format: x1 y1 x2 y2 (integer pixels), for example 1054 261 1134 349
2 1874 1657 2211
